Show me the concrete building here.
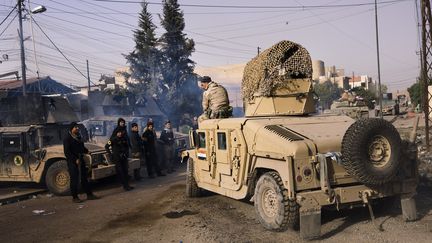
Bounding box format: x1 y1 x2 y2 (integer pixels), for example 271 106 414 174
312 60 325 80
348 75 373 90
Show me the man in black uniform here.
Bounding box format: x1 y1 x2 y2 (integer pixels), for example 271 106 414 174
106 128 133 191
142 121 165 178
130 123 144 180
63 122 99 203
111 117 130 144
160 120 176 173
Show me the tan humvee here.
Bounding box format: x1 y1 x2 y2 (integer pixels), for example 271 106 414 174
0 125 140 195
183 41 418 239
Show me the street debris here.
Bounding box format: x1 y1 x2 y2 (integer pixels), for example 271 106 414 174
32 209 55 216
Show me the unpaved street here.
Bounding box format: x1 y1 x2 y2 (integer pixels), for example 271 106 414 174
0 164 431 243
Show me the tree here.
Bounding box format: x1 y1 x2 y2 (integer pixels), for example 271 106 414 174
125 1 160 96
351 86 377 109
314 81 343 109
408 81 421 107
159 0 201 123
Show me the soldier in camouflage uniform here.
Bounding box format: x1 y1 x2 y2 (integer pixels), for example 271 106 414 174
198 76 232 121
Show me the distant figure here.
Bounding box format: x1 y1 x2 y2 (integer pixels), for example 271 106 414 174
340 90 349 101
63 122 99 203
160 120 176 173
192 116 198 130
198 76 232 121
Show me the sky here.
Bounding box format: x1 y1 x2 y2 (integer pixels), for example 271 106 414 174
0 0 422 92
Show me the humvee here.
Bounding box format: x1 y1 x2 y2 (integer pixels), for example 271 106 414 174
329 100 370 119
183 41 418 239
0 95 140 195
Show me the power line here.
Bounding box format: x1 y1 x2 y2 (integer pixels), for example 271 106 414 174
30 16 95 85
90 0 410 9
0 3 17 27
0 12 17 38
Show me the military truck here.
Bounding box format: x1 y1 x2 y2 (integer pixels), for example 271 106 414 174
183 41 418 239
0 95 140 195
375 99 400 116
329 100 370 119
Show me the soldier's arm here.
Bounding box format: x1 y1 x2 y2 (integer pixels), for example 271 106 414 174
202 92 209 111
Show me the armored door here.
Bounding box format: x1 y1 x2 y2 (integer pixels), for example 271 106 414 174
0 133 29 177
217 130 243 190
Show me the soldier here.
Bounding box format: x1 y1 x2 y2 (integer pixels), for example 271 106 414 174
106 128 133 191
63 122 99 203
130 123 144 180
198 76 232 121
111 117 130 144
160 120 176 173
142 121 165 178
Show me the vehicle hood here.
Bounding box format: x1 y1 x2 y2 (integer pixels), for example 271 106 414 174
243 115 354 158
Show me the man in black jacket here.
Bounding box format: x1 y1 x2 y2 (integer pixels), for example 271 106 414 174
160 120 176 173
63 122 99 203
110 117 130 146
142 121 165 178
106 128 133 191
130 123 144 180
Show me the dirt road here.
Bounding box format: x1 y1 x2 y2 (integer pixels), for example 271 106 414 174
0 163 431 243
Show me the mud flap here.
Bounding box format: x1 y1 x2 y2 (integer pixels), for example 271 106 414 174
401 196 417 221
300 209 321 240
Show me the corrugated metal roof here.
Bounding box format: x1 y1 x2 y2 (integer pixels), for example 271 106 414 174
0 76 75 95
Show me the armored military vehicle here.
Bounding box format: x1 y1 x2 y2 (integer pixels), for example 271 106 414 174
183 41 418 239
329 100 370 119
0 94 139 195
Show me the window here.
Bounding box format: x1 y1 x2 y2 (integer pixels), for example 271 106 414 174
2 134 24 152
198 132 206 148
217 132 227 150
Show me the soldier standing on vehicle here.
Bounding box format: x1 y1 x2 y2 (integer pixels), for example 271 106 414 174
106 128 134 191
142 121 165 178
130 123 144 180
160 120 176 173
63 122 99 203
198 76 232 121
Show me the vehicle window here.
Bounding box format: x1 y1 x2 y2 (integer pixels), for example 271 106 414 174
198 132 206 148
217 132 227 150
2 135 23 152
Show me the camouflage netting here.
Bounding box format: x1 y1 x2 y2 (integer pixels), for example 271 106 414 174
242 40 312 102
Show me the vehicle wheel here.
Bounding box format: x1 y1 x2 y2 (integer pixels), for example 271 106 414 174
45 160 71 196
341 118 402 185
186 158 201 197
254 172 299 231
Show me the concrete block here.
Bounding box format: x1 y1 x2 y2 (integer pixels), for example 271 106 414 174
300 209 321 240
401 197 417 221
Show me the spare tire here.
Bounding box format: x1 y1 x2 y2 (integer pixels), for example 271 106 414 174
341 118 401 185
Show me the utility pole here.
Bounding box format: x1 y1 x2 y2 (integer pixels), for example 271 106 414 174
18 0 27 96
86 59 91 92
420 0 432 149
374 0 383 119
